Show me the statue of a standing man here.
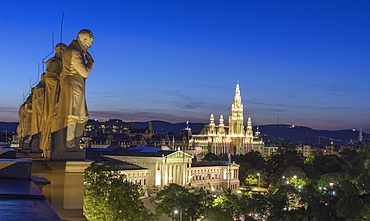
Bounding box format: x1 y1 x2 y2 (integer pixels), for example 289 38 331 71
57 29 94 149
40 43 66 158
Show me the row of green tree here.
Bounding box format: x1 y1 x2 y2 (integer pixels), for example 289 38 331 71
232 141 370 220
83 142 370 220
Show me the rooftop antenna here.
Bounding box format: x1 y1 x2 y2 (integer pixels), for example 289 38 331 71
19 93 26 106
29 78 32 93
41 33 55 73
60 13 64 43
40 12 64 73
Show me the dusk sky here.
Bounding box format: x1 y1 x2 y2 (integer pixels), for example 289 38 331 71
0 1 369 133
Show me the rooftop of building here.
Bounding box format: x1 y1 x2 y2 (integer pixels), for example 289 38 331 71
86 155 147 170
85 146 178 158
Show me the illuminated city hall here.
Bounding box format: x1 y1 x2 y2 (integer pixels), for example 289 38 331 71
190 83 264 155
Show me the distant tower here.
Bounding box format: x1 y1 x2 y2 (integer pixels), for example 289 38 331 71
245 117 253 153
208 114 216 153
145 121 155 137
217 115 225 136
216 115 226 154
358 128 363 143
246 117 253 138
228 83 245 155
209 113 216 135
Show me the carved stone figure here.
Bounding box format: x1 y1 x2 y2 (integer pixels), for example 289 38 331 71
57 29 94 149
17 95 32 149
30 74 45 137
39 43 66 158
29 74 46 152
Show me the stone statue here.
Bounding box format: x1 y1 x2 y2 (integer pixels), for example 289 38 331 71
29 74 46 152
57 29 94 149
39 43 67 158
30 74 45 137
17 95 32 149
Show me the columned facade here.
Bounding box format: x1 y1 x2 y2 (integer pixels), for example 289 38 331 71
108 151 193 193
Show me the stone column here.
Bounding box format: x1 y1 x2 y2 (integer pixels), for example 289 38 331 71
169 164 173 184
164 162 168 186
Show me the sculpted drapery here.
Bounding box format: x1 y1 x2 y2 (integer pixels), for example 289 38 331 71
30 75 45 136
39 43 66 156
17 29 93 159
57 29 94 148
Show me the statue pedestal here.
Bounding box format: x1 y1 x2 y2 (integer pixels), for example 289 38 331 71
32 160 92 220
50 127 86 161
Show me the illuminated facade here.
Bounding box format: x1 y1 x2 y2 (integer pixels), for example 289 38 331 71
190 83 264 155
86 147 240 194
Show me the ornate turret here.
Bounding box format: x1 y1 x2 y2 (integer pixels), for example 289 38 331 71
209 113 216 135
246 117 253 138
217 115 225 136
245 117 253 153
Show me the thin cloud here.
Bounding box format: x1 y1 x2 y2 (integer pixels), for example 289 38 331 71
183 102 204 109
0 106 19 113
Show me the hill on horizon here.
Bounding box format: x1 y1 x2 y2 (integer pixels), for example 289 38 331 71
256 124 368 146
140 121 367 145
1 121 367 146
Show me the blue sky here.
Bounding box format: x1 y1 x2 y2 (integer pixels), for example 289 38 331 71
0 1 369 132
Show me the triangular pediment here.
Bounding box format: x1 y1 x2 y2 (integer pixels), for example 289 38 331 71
167 151 193 159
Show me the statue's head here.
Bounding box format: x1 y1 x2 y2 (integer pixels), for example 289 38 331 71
77 29 94 51
55 43 67 54
40 73 46 83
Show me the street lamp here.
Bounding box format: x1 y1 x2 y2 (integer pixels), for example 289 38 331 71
298 185 302 192
174 209 182 221
293 175 297 188
282 176 285 185
257 173 260 187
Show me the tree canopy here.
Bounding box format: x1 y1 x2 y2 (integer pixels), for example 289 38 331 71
84 163 155 221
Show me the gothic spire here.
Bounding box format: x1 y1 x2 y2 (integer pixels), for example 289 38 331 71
234 83 242 104
210 113 215 126
219 114 224 126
